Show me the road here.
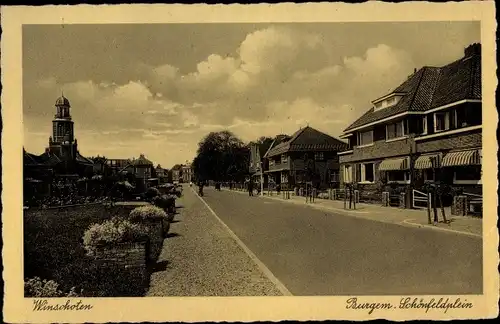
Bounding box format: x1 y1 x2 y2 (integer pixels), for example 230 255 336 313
199 186 482 296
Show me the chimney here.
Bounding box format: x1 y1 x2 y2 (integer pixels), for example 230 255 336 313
464 43 481 57
414 68 417 73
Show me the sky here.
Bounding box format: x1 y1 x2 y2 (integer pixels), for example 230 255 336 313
23 22 480 168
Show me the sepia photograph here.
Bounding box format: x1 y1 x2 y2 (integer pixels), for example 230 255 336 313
2 2 498 322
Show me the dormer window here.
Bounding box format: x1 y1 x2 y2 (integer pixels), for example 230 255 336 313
372 93 405 111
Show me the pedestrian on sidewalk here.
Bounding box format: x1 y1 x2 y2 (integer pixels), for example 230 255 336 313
248 180 254 196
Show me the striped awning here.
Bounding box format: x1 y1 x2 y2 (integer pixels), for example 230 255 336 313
442 150 481 167
414 154 440 169
378 157 409 171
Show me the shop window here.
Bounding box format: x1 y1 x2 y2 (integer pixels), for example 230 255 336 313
361 163 375 183
454 165 482 184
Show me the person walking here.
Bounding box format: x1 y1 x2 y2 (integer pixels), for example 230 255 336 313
198 180 204 197
248 180 254 196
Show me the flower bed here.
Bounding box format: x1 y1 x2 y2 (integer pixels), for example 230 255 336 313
128 206 168 261
152 194 176 221
25 277 81 298
23 203 150 297
83 219 149 256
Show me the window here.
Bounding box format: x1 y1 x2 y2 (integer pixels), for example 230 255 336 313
281 154 288 163
423 169 435 182
314 152 324 161
358 130 374 146
455 105 482 128
386 120 406 140
421 116 428 135
387 170 409 183
281 173 288 183
343 165 353 183
269 160 275 166
454 166 482 184
330 171 340 183
361 163 375 183
434 111 450 132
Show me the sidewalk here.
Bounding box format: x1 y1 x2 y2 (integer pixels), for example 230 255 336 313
222 188 482 237
146 186 284 296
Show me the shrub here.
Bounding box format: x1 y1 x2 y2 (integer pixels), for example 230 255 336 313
152 195 176 210
317 192 329 199
145 187 161 200
129 205 167 222
83 219 148 256
25 277 81 297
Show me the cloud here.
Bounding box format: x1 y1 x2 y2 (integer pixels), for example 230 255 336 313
24 26 416 167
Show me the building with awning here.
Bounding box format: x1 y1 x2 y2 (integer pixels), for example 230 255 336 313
378 157 409 171
414 154 442 169
337 43 482 207
441 149 481 167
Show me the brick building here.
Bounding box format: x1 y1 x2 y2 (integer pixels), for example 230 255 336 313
263 126 348 190
338 43 482 204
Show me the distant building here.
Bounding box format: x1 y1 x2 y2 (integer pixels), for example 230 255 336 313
130 154 154 191
263 126 348 190
249 135 287 187
155 164 168 184
171 164 183 183
181 163 193 183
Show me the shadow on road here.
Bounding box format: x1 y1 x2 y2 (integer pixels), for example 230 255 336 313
149 260 170 273
166 232 181 238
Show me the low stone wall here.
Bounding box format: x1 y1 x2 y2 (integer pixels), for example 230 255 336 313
143 218 166 262
94 241 148 269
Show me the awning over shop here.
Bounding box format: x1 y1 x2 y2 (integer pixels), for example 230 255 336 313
441 149 481 167
414 154 441 169
378 157 409 171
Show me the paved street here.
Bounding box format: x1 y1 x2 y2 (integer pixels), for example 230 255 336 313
200 186 483 296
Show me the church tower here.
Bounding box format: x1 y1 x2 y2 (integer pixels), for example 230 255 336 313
48 94 77 160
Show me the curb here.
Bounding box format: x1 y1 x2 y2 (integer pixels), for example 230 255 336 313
402 219 482 238
191 186 293 296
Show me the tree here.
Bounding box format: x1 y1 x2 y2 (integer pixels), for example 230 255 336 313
193 130 250 182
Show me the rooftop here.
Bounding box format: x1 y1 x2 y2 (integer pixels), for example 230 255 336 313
343 43 481 132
